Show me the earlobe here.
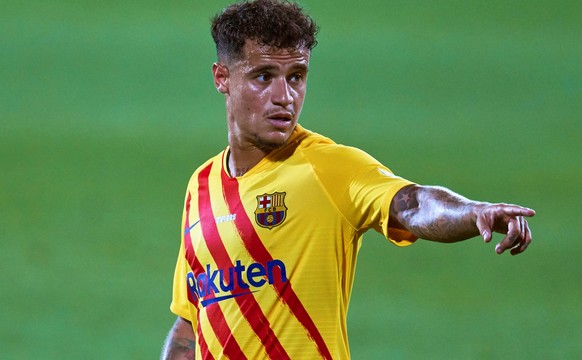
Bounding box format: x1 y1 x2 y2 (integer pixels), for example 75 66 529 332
212 63 229 94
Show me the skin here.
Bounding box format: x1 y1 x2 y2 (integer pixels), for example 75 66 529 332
161 39 535 358
212 40 310 177
389 185 535 255
161 317 196 360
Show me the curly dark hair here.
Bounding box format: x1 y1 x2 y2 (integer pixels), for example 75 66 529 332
211 0 319 62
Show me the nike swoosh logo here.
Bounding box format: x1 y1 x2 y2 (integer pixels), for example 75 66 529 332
184 219 200 235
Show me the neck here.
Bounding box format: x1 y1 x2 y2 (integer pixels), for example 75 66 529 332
227 146 269 177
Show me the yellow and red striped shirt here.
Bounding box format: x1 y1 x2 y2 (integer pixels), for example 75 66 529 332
170 125 416 359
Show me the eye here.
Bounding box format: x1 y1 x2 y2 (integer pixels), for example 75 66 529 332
289 73 303 83
257 73 272 82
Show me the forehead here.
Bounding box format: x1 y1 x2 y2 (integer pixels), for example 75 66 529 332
232 40 310 71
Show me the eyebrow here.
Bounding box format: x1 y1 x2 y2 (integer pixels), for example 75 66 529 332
250 63 309 74
290 63 309 73
251 64 278 73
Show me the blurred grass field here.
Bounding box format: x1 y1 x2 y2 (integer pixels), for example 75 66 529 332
1 0 581 359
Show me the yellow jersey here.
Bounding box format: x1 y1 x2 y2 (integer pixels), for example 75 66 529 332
170 125 416 359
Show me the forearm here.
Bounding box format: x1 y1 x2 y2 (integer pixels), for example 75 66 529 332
392 185 488 242
161 317 196 360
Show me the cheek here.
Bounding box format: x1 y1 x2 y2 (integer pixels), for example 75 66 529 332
291 85 306 101
294 90 305 103
232 90 255 112
241 89 269 112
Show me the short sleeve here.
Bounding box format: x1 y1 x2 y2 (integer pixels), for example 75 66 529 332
169 195 198 326
348 161 418 246
169 240 197 323
310 145 417 246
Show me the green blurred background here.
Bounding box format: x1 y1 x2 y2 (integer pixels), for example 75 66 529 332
1 0 580 358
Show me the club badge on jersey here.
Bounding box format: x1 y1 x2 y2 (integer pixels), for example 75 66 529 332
254 192 288 229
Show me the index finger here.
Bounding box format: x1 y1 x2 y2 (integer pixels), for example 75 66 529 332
500 205 536 217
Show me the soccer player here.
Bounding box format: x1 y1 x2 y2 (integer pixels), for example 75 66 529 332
161 0 535 359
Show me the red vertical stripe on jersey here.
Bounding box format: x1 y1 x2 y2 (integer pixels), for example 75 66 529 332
197 163 290 360
196 319 214 360
183 189 244 360
221 169 333 360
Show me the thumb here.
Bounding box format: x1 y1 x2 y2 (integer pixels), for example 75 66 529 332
476 215 492 243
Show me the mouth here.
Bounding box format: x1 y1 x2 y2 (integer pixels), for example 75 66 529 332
267 112 293 121
266 112 294 128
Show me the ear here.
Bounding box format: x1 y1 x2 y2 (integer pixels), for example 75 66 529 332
212 63 229 94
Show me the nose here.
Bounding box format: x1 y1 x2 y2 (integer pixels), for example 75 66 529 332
271 77 293 107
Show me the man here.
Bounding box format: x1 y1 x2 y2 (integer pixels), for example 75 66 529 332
161 0 535 359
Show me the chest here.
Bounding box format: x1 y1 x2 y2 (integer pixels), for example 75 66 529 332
185 162 344 267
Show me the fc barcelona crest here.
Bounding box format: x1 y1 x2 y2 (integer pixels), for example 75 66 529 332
254 192 287 229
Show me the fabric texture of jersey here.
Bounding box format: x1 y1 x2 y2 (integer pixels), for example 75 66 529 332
170 125 416 359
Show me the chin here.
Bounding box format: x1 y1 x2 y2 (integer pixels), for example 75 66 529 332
257 139 286 152
255 133 290 151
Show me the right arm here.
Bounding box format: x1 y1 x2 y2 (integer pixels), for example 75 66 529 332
389 184 534 254
161 317 196 360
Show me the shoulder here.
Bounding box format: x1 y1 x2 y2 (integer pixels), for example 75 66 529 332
296 127 383 170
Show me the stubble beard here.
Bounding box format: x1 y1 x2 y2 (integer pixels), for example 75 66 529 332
253 133 287 152
253 122 297 152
